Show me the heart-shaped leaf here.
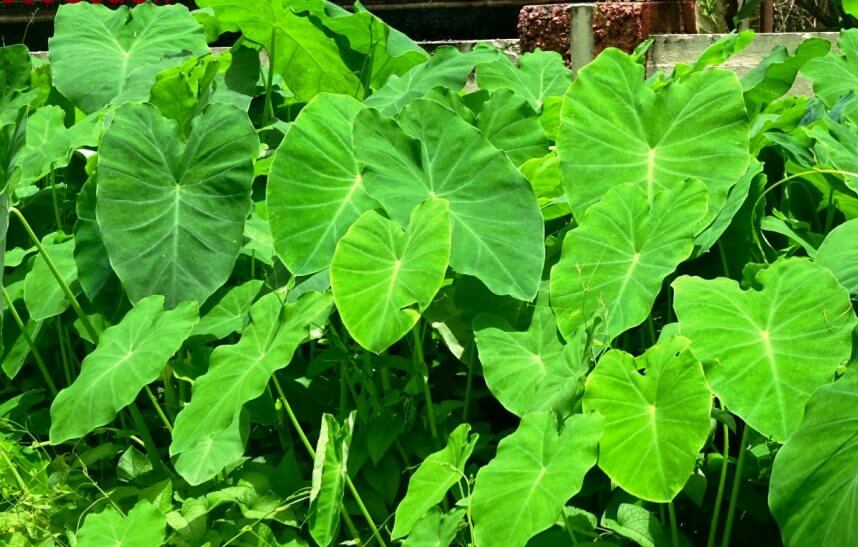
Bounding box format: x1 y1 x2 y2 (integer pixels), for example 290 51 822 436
49 2 208 113
267 93 376 276
557 48 750 221
97 102 258 308
815 219 858 295
354 98 544 301
331 199 450 353
470 412 603 547
76 499 166 547
672 258 856 441
550 180 708 344
476 89 549 167
769 371 858 546
476 49 571 109
584 336 711 502
50 295 199 444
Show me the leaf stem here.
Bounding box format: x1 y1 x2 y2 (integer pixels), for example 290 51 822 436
412 321 438 445
462 345 474 421
48 165 63 232
722 423 749 547
1 287 56 395
127 402 168 475
706 420 730 547
263 30 276 126
668 501 679 547
271 374 387 547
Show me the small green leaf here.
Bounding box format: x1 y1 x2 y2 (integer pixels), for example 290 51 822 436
309 412 355 547
470 412 603 547
584 337 711 502
815 219 858 295
802 29 858 120
173 412 248 487
476 89 549 166
403 508 466 547
672 258 857 441
24 236 78 322
192 279 264 340
392 424 478 539
331 199 451 353
18 106 102 186
476 48 571 109
742 38 830 110
50 295 199 443
76 499 166 547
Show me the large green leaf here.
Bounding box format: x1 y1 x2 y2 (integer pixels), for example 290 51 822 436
672 258 856 441
331 199 450 353
557 48 749 221
196 0 361 101
476 89 549 167
583 337 711 502
769 372 858 546
802 29 858 120
24 236 78 322
74 178 116 301
170 291 332 481
470 412 603 547
392 424 478 539
309 412 355 547
815 219 858 295
267 93 376 276
354 98 544 300
18 106 102 186
97 102 258 308
474 289 580 417
50 295 199 444
76 499 166 547
550 181 708 344
49 2 208 113
476 48 571 109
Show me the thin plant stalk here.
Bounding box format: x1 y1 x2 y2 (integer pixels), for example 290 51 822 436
668 501 679 547
127 402 169 475
706 420 731 547
262 30 276 126
411 321 439 445
2 287 56 395
48 165 63 232
55 319 73 386
270 375 387 547
722 424 750 547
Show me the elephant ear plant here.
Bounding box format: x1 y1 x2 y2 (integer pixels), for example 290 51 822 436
1 2 857 546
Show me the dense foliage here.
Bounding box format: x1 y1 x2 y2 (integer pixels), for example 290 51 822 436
1 2 857 546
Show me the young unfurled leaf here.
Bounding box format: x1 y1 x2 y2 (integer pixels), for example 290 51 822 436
97 102 258 308
470 412 603 547
584 337 711 502
476 48 571 110
355 99 544 301
476 89 549 167
392 423 478 539
815 219 858 295
50 296 199 444
309 412 355 547
474 288 580 417
331 199 451 353
267 94 375 276
170 291 332 482
49 2 209 113
550 180 708 345
558 48 749 222
76 499 167 547
769 372 858 546
672 258 857 441
24 235 78 322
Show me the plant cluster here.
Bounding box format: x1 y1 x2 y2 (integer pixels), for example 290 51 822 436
1 1 857 546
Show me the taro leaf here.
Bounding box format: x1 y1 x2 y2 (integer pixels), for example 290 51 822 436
601 493 669 547
49 2 209 113
354 98 544 301
364 46 501 116
76 499 166 547
267 93 376 276
672 258 857 442
18 106 102 186
557 48 749 222
97 102 258 308
74 178 116 300
392 424 478 539
170 291 332 480
403 508 466 547
173 411 249 487
583 337 711 502
0 108 27 192
802 29 858 120
742 38 830 111
191 279 264 339
331 199 451 353
0 45 36 123
520 151 569 221
476 48 571 109
669 30 755 81
470 412 604 547
474 288 580 417
806 117 858 193
149 54 223 137
694 159 763 254
549 180 708 345
769 371 858 546
24 236 78 322
476 89 549 166
196 0 361 101
118 446 153 482
1 313 41 380
211 45 260 111
309 412 355 547
815 219 858 295
50 296 198 444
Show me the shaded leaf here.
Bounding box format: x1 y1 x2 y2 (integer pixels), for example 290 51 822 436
309 412 355 547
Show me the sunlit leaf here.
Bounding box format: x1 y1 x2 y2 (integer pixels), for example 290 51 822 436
309 412 355 547
76 499 166 547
